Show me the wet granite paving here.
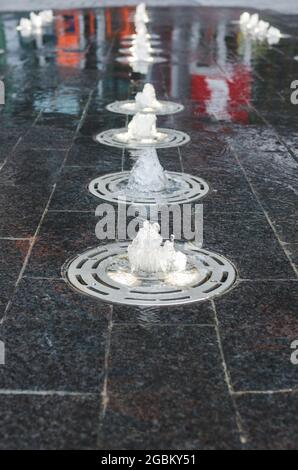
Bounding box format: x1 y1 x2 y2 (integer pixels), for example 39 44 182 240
0 5 297 450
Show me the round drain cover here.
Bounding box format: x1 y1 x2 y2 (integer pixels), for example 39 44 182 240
63 243 237 307
106 100 184 116
88 171 209 205
116 56 167 65
94 128 190 149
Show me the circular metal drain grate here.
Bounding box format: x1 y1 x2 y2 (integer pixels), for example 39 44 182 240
119 47 164 55
95 128 190 149
88 171 209 205
106 100 184 116
116 56 167 65
63 243 237 307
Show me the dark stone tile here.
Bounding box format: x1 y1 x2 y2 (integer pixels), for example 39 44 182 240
36 113 81 131
215 281 298 391
204 211 295 279
270 211 298 244
228 126 298 241
19 127 74 150
98 325 240 450
66 141 123 167
0 394 99 450
26 211 99 278
112 303 214 325
78 114 126 137
50 166 121 211
237 393 298 450
0 279 109 392
283 243 298 271
0 184 53 238
182 140 240 174
0 148 66 186
0 239 29 314
199 170 261 212
0 129 24 148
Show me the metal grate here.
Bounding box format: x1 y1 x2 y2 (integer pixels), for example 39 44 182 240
119 47 164 55
95 128 190 149
106 100 184 116
116 56 167 65
88 171 209 205
63 243 237 307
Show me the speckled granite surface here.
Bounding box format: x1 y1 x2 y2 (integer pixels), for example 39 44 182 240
0 5 297 450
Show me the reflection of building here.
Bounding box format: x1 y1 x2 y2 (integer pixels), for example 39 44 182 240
55 11 86 68
190 18 251 123
190 64 251 123
105 7 134 40
165 11 252 123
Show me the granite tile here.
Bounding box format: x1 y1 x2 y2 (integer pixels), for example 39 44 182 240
112 303 214 326
25 211 100 278
215 281 298 391
0 279 109 392
50 167 105 211
0 184 53 238
66 141 123 167
283 243 298 271
0 148 66 186
237 393 298 450
0 239 29 314
198 170 261 213
204 211 295 279
19 127 74 150
98 325 240 450
0 394 99 450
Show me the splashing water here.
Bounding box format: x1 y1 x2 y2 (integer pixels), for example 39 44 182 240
17 10 53 36
239 11 282 44
135 3 149 24
135 84 162 111
128 221 187 274
116 113 166 143
127 148 168 193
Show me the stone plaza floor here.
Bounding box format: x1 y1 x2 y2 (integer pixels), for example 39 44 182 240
0 4 297 450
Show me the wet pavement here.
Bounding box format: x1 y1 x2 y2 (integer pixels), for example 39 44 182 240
0 5 297 450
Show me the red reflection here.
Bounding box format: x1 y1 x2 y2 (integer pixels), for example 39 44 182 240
105 7 134 39
191 64 251 124
55 11 84 68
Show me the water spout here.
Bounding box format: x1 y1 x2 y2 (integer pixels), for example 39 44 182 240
135 3 149 24
135 84 162 111
128 221 187 274
116 113 166 144
127 148 168 193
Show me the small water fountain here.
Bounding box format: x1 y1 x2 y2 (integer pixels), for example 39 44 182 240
117 4 166 67
88 148 209 205
134 3 149 24
238 12 284 45
121 21 160 46
16 10 53 37
64 221 237 306
107 83 184 115
119 32 163 56
64 2 238 308
95 112 190 149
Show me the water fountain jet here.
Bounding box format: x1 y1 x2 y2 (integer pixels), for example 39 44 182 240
64 224 237 306
107 83 184 116
89 147 209 206
95 112 190 149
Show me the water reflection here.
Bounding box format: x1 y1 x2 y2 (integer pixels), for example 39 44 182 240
0 6 296 122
